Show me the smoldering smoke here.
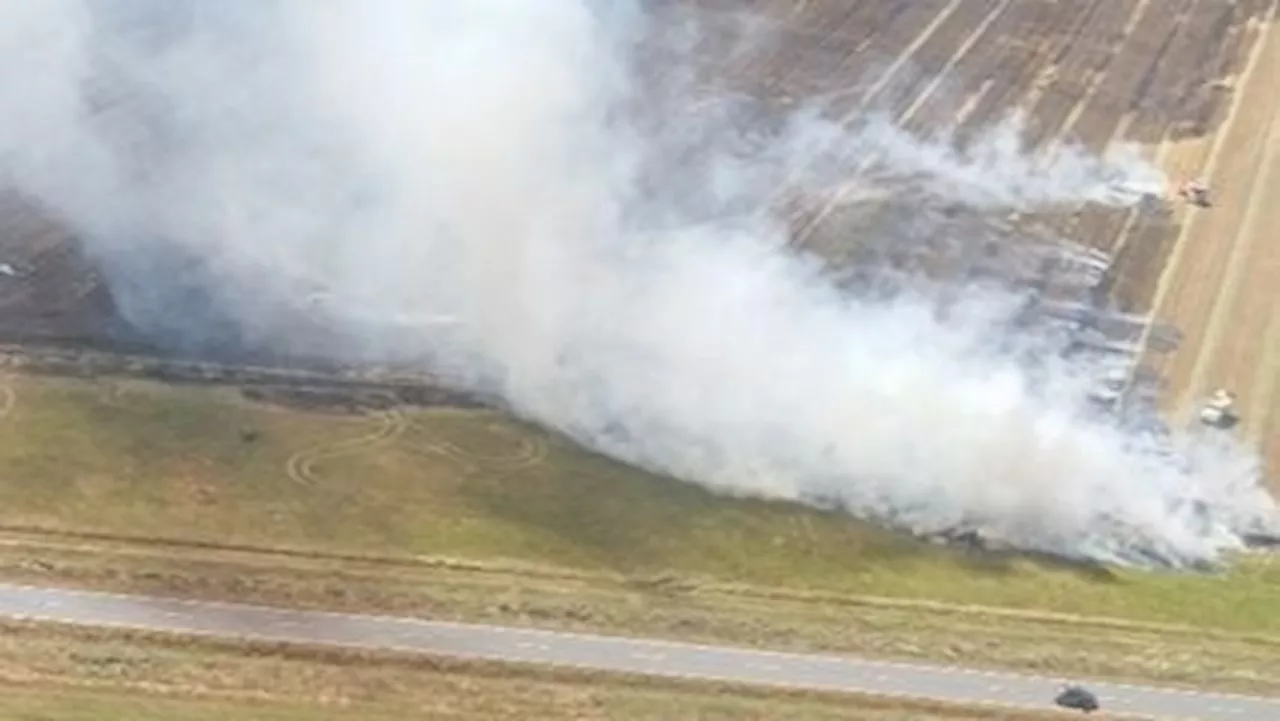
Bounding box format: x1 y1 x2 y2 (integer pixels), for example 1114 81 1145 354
0 0 1274 569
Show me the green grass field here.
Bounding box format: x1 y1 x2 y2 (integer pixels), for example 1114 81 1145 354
0 371 1277 692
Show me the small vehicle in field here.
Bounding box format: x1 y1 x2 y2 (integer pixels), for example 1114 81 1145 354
1199 388 1238 429
1177 179 1211 207
1055 684 1100 713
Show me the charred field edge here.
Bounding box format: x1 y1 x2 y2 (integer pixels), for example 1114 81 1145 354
0 342 492 417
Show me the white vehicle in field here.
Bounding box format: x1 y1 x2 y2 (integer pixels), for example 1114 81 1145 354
1178 179 1211 207
1199 388 1237 428
1087 367 1130 407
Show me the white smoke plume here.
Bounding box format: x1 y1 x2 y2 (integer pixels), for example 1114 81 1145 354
0 0 1273 569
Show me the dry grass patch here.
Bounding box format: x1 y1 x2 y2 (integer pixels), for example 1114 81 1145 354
0 537 1277 694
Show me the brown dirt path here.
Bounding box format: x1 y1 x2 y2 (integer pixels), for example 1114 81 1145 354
1138 10 1280 484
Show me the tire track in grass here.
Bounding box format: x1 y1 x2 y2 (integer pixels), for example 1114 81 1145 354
284 408 408 486
92 379 135 411
407 414 549 474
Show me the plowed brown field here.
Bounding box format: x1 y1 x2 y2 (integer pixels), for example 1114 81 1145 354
614 0 1280 483
1 0 1277 474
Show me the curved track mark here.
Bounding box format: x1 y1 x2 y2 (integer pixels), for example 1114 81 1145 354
409 419 549 474
285 408 408 486
93 380 134 411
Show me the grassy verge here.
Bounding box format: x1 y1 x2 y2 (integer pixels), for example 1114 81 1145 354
0 621 1075 721
0 372 1276 692
1 534 1276 694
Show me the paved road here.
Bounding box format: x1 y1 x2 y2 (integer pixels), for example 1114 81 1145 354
0 584 1275 719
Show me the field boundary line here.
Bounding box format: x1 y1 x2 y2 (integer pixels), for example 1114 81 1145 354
857 0 967 108
896 0 1014 121
772 0 971 215
794 0 1013 244
1029 0 1162 259
0 669 299 707
0 525 600 581
1101 0 1200 263
0 619 1122 720
1104 111 1176 268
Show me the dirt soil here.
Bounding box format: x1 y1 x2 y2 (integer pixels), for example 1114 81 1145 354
1137 9 1280 484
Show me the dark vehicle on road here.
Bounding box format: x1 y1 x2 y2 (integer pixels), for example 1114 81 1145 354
1055 684 1100 713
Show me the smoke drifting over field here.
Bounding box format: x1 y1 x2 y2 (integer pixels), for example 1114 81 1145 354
0 0 1274 569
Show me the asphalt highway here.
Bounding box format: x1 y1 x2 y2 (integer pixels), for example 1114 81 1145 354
0 582 1274 719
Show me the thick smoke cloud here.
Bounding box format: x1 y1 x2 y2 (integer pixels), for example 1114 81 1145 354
0 0 1274 568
